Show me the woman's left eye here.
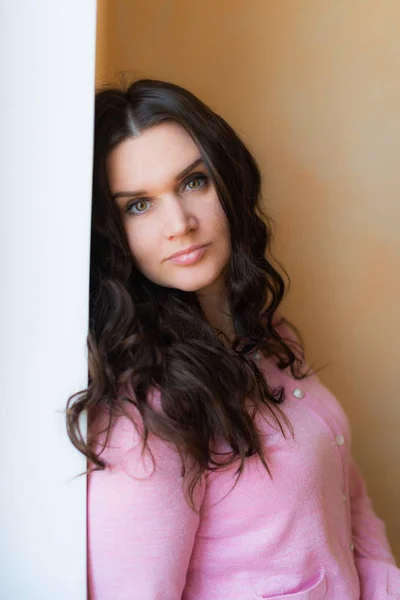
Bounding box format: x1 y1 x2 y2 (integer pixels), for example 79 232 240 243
184 174 208 191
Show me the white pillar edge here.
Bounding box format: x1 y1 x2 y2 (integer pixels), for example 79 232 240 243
0 1 97 598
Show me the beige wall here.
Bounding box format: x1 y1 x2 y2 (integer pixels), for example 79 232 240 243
96 0 400 558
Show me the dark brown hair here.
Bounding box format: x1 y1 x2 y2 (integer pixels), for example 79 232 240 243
66 79 312 507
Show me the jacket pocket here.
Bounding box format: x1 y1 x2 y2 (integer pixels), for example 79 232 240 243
254 570 327 599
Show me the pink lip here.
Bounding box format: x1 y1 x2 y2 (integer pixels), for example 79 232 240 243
167 244 210 265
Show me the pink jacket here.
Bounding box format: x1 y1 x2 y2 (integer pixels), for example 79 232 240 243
88 325 400 599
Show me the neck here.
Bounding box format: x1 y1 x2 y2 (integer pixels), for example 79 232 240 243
197 287 234 347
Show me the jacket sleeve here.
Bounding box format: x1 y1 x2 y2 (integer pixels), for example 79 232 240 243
87 405 205 600
348 456 400 598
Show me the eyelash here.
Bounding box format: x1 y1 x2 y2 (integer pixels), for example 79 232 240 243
125 173 209 215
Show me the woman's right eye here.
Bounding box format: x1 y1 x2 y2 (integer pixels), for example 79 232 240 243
126 199 151 215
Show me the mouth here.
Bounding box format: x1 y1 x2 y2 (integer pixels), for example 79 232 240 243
167 244 210 265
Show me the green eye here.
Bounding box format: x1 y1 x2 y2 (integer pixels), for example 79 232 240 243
127 199 151 215
188 179 200 189
135 201 148 212
184 174 208 192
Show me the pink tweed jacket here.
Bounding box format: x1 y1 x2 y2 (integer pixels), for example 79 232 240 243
87 323 400 599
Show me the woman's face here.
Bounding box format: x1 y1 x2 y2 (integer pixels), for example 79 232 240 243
106 121 231 296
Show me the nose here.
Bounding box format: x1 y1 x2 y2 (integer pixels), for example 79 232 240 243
163 195 198 239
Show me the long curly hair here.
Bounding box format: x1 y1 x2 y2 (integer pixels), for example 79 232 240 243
66 78 312 507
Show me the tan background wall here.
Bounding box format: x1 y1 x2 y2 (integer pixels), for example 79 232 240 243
95 0 400 559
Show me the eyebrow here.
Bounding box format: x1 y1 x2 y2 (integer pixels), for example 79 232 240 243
111 157 205 201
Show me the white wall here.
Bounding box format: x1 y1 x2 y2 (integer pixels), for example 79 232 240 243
0 1 96 597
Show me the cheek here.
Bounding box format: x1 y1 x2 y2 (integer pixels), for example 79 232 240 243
124 221 158 272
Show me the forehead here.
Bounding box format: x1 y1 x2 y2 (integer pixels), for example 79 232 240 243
106 121 201 192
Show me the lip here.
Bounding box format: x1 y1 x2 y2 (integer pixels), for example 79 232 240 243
167 244 210 265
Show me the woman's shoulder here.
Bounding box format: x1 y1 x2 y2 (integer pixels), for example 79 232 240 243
265 313 335 402
88 387 171 468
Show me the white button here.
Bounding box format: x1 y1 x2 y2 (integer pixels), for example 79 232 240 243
292 388 305 399
253 351 262 360
335 435 345 446
350 543 354 552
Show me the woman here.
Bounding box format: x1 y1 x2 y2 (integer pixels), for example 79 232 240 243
67 79 399 599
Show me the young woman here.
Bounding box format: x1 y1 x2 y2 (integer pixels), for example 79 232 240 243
67 79 399 599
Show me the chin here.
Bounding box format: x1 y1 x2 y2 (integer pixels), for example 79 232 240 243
174 270 225 294
177 282 207 293
168 278 207 293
